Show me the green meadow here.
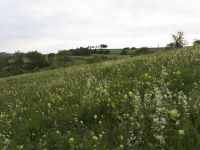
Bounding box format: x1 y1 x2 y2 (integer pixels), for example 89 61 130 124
1 46 200 149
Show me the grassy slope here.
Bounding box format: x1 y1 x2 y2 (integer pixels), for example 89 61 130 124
1 47 200 149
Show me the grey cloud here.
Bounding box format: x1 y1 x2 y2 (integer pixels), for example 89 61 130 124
0 0 200 53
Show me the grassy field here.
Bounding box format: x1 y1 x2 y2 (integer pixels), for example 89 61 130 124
1 46 200 149
71 54 129 66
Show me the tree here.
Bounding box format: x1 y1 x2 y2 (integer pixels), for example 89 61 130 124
166 42 175 49
166 31 187 49
121 49 128 55
123 47 130 50
193 40 200 46
56 50 72 66
104 50 110 54
0 56 7 77
69 47 91 56
25 51 49 70
4 52 25 76
134 47 150 55
100 44 108 49
173 31 187 48
131 47 136 50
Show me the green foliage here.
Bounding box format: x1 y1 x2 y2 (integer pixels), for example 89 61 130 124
166 31 187 49
87 55 109 64
121 49 128 55
69 46 110 56
55 50 72 67
131 47 136 50
166 42 175 50
134 47 150 55
0 50 73 77
69 47 91 56
193 40 200 47
0 56 9 76
0 51 50 77
1 47 200 149
25 51 50 71
121 47 137 55
4 52 26 76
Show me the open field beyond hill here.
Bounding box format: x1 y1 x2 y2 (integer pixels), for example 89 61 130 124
1 47 200 149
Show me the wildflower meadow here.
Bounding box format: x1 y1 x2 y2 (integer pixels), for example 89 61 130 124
1 47 200 149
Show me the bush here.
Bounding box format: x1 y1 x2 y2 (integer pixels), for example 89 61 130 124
134 47 150 55
193 40 200 47
87 55 109 64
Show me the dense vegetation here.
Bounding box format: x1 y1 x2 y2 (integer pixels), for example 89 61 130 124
1 46 200 149
0 47 112 78
0 47 158 78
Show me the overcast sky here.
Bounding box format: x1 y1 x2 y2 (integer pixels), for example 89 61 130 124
0 0 200 53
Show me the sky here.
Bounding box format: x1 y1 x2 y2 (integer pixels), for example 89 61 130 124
0 0 200 54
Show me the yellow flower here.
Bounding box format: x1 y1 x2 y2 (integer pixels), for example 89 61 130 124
144 73 148 77
56 130 60 134
169 109 179 118
17 145 24 150
120 135 124 140
102 131 105 135
144 73 151 79
47 103 52 109
94 115 98 119
119 144 124 149
93 136 98 141
176 71 181 75
69 137 74 143
124 94 128 99
128 91 133 97
99 134 103 139
111 103 115 108
178 129 185 136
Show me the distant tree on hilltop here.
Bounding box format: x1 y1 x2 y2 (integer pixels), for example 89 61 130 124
172 31 187 48
166 31 187 49
100 44 108 49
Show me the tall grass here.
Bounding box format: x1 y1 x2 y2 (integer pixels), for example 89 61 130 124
1 47 200 149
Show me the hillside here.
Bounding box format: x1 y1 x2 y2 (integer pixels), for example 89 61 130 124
1 47 200 149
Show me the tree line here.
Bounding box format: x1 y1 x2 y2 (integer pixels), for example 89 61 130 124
0 44 109 77
69 44 110 56
0 33 200 78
